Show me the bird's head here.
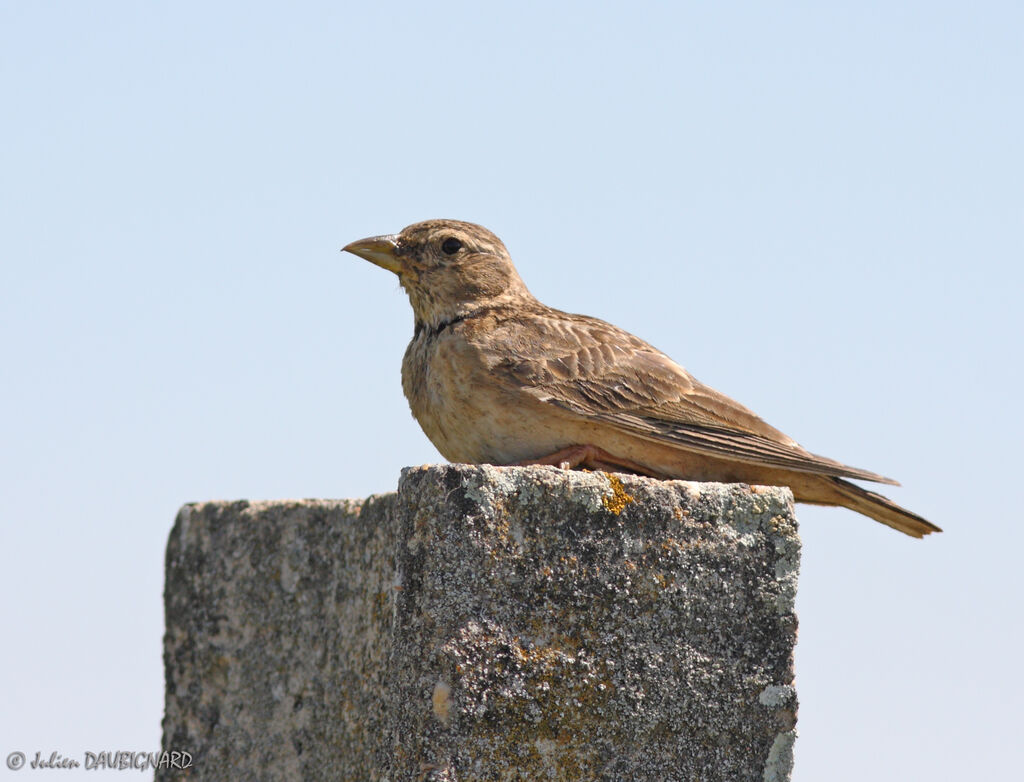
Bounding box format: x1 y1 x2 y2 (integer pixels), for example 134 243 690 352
343 219 533 329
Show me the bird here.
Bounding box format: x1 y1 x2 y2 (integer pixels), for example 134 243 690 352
343 219 940 538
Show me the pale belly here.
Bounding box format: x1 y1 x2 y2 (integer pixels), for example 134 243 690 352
399 326 769 483
402 328 591 465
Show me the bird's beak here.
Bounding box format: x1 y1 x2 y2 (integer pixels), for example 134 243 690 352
342 234 403 274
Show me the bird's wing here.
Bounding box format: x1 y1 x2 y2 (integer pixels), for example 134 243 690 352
488 308 897 485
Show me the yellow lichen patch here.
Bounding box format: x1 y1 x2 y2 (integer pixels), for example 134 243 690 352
601 474 636 515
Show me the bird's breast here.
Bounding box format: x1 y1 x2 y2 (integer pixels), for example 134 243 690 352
400 326 582 465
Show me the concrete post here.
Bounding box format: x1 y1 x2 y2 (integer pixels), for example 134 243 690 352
161 464 799 781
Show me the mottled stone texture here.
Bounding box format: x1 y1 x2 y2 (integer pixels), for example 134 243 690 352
161 464 800 782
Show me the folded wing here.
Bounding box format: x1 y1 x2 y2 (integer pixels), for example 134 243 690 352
491 308 898 485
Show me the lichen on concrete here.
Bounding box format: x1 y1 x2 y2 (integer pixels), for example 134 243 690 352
161 465 800 781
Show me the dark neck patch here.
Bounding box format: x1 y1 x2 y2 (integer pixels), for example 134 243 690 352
413 304 509 341
414 313 468 341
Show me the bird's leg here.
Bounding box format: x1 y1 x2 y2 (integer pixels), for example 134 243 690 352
514 444 593 469
514 444 663 478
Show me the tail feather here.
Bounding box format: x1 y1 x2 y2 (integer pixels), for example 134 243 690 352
802 477 941 538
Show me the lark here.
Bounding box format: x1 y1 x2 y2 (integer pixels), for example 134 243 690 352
344 219 939 538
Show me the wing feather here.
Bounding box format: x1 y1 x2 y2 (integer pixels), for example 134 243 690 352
488 307 897 485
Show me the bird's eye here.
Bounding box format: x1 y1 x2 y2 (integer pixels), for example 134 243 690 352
441 237 463 255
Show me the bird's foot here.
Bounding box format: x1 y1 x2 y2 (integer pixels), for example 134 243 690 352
514 444 660 477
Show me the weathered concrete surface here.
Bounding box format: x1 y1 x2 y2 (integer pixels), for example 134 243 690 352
161 464 800 781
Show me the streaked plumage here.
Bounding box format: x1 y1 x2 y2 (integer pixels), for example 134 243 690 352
344 219 939 538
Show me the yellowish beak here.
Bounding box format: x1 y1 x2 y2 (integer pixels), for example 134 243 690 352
342 234 403 274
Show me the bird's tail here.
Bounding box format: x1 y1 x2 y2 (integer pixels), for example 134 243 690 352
802 477 941 539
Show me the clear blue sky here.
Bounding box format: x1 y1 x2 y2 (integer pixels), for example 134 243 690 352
2 2 1021 779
